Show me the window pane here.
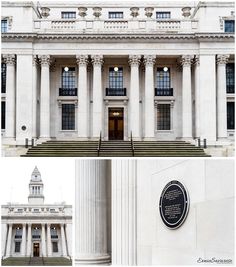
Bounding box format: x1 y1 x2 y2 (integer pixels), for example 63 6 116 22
109 67 123 89
156 12 171 19
15 242 21 253
1 101 5 130
227 102 235 129
225 20 235 32
157 68 170 89
157 104 171 130
1 20 7 33
62 104 75 130
62 67 76 88
109 12 124 19
226 63 235 93
52 242 59 253
1 63 6 93
61 12 76 19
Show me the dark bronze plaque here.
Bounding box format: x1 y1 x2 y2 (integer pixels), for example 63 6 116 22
159 180 189 229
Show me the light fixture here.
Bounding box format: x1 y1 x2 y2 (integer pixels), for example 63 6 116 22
114 66 119 72
112 112 120 116
163 66 168 72
64 66 69 72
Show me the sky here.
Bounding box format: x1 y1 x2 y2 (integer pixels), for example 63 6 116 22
0 158 74 205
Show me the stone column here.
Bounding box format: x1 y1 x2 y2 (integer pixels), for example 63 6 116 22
26 223 32 256
112 159 137 265
217 54 229 140
1 223 8 257
143 55 156 139
21 223 26 256
3 54 16 140
39 55 51 139
6 223 13 257
76 55 89 139
194 55 200 138
41 223 46 257
75 160 110 264
65 223 72 258
60 224 67 257
47 224 52 256
181 55 193 139
32 56 38 138
91 55 103 138
129 55 141 139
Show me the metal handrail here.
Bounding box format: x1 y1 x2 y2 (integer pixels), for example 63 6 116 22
97 131 102 156
42 255 45 265
131 131 134 157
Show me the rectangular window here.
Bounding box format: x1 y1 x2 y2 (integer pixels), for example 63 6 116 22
32 227 40 238
157 104 171 130
15 242 21 253
1 101 5 130
51 227 58 238
61 12 76 19
62 104 75 130
226 63 235 93
157 67 171 89
62 67 76 88
1 20 7 33
156 12 171 19
224 20 235 32
15 227 22 239
109 67 123 89
227 102 235 130
108 12 124 19
1 63 6 93
52 242 59 253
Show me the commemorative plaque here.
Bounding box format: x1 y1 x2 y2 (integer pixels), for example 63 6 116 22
159 180 189 229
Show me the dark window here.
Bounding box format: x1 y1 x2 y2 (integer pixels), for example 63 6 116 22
1 63 6 93
15 227 22 237
156 12 171 19
224 20 235 32
1 20 7 33
50 227 58 238
109 12 124 19
15 242 21 253
227 102 235 130
157 68 170 89
109 67 123 89
157 104 171 130
62 104 75 130
61 12 76 19
1 101 5 130
52 242 58 253
62 67 76 89
32 227 41 238
226 63 235 93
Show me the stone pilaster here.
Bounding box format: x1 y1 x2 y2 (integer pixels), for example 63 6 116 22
41 223 46 257
75 160 110 264
194 55 200 138
32 56 38 138
26 223 32 256
129 55 141 139
47 224 52 256
91 55 103 138
6 223 12 257
76 55 89 139
143 55 156 139
21 223 26 256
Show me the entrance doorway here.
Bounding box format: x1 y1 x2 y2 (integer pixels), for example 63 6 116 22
108 108 124 140
33 243 40 257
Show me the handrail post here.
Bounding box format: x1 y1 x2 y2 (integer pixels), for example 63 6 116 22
131 131 134 156
97 131 102 156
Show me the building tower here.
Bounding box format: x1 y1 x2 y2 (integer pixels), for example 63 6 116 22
28 166 44 204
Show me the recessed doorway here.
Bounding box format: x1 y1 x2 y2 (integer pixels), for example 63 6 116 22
33 243 40 257
108 108 124 140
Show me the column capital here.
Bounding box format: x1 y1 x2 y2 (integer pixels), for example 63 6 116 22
143 55 156 66
60 223 65 227
41 223 45 227
129 55 141 66
28 223 32 227
217 54 230 65
194 55 200 66
3 54 16 65
91 55 103 66
180 55 194 67
32 55 38 66
39 55 51 66
76 55 88 66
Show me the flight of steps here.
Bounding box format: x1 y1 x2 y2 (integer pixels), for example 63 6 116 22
99 141 133 157
1 257 72 266
23 140 98 157
28 257 44 266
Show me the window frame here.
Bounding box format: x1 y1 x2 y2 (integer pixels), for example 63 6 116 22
61 103 76 131
61 67 76 89
156 67 171 89
61 11 76 19
227 102 235 130
108 12 124 19
1 63 6 93
226 63 235 93
224 20 235 33
15 242 21 253
156 12 171 19
157 103 171 131
52 242 59 253
108 67 124 89
1 19 7 33
1 101 5 130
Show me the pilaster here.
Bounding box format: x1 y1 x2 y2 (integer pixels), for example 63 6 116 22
60 224 67 257
41 223 46 257
6 223 12 257
194 55 200 138
26 223 32 256
21 223 26 256
47 223 52 256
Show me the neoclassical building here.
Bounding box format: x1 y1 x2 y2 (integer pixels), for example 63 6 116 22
1 167 72 262
1 1 235 153
75 159 234 265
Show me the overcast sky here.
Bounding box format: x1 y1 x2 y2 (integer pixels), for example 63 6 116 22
0 158 74 205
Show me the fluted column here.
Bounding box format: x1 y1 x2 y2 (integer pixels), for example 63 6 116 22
26 223 32 256
3 54 16 140
112 159 137 265
61 224 67 257
144 55 156 139
32 56 38 138
65 223 72 257
41 223 46 257
39 55 51 139
1 223 8 257
6 223 13 257
75 160 110 264
217 54 229 140
181 55 193 139
47 224 52 256
194 56 200 138
21 223 26 256
77 55 89 139
91 55 103 138
129 55 141 139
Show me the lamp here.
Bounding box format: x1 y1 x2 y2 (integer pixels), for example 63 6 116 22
163 67 168 72
64 66 69 72
114 66 119 72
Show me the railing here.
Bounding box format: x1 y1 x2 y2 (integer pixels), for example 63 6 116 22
227 85 235 94
106 88 126 96
15 235 22 239
131 131 134 157
51 235 58 239
104 20 128 29
156 20 181 30
32 235 41 239
155 88 173 96
59 88 77 96
51 20 76 29
97 131 102 156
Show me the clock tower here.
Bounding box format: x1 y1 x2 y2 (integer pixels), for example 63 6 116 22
28 166 44 204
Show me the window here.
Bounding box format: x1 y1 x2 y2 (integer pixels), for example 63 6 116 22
109 67 123 89
15 242 21 253
32 227 40 238
156 12 171 19
224 20 235 32
62 67 76 88
156 68 172 96
52 242 58 253
109 12 124 19
16 208 23 213
61 12 76 19
157 104 171 130
226 63 235 93
227 102 235 130
1 63 6 93
15 227 22 238
33 208 40 213
1 101 5 130
51 227 58 238
62 104 75 130
1 20 7 33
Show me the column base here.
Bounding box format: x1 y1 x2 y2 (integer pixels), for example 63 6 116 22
38 137 51 143
77 137 90 141
2 137 16 146
75 254 111 265
143 136 156 141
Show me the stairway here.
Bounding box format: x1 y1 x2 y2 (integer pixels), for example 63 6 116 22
99 141 133 157
1 257 72 266
29 257 44 266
